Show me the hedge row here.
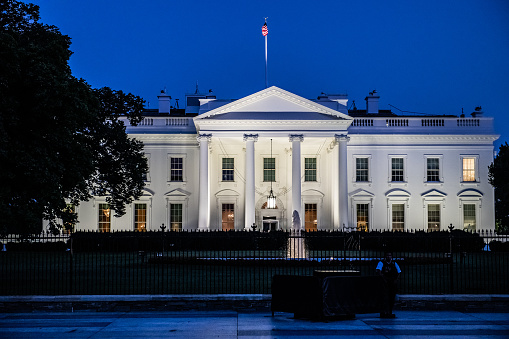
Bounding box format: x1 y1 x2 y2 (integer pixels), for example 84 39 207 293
303 230 486 252
69 231 289 252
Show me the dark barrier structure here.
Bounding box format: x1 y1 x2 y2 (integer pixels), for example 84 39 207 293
0 229 508 295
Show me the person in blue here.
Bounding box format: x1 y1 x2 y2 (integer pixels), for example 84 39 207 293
376 251 401 318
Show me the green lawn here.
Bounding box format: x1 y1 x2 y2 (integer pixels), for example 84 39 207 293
1 250 508 295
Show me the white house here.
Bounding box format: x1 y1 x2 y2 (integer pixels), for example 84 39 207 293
67 86 498 233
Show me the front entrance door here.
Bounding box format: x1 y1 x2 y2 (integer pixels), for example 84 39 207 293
262 216 278 232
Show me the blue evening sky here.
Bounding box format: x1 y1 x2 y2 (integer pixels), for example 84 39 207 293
36 0 509 149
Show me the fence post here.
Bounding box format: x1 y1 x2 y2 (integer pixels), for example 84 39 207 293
69 236 73 295
448 224 454 293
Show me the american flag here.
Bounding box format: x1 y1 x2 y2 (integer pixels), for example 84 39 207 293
262 23 268 36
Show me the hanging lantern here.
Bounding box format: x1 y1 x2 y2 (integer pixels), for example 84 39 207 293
267 138 276 209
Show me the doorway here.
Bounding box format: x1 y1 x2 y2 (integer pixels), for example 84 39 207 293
262 216 278 232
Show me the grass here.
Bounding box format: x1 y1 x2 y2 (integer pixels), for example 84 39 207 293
0 250 508 295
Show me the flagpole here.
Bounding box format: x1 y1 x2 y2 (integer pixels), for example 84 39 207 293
265 33 268 88
263 17 268 88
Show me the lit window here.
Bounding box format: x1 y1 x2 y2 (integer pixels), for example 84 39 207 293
304 203 318 231
170 157 183 181
427 158 440 182
462 158 476 182
391 158 404 182
222 204 234 231
463 204 476 230
356 204 369 231
170 204 182 231
356 158 369 182
263 158 275 182
304 158 317 182
98 203 111 232
62 204 75 234
392 204 404 231
427 204 440 231
134 204 147 232
222 158 234 181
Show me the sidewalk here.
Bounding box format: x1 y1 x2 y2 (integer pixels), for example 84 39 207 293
1 309 508 338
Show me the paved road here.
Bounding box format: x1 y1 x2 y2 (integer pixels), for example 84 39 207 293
0 310 508 338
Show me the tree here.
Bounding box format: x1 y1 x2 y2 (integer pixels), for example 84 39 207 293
488 142 509 234
0 0 148 234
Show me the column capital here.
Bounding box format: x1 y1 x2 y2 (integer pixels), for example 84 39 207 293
289 134 304 142
243 134 259 142
334 133 350 142
197 133 212 143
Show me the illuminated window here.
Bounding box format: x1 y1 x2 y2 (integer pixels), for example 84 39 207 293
391 158 404 182
426 158 440 182
134 204 147 232
427 204 440 231
263 158 275 182
98 203 111 232
304 158 317 182
62 204 75 234
356 204 369 231
462 158 476 182
356 158 369 182
170 157 183 181
463 204 476 230
222 158 234 181
392 204 404 231
170 204 182 231
304 204 318 231
222 204 235 231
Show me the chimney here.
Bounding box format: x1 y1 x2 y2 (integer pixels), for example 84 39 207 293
158 89 171 114
365 90 380 114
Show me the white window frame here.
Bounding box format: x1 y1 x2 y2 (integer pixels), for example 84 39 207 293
424 155 444 183
303 156 320 183
350 190 374 232
460 155 479 183
165 191 189 231
220 156 235 182
388 155 407 183
353 155 372 183
458 189 483 231
386 189 410 231
258 152 280 184
426 203 441 232
167 154 187 184
422 189 446 231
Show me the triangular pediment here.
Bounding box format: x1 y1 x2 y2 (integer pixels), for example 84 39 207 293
165 188 191 197
350 189 375 197
421 189 447 198
194 86 352 121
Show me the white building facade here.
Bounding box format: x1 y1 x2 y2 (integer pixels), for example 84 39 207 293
68 86 498 233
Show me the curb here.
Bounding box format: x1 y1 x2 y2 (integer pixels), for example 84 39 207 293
0 294 508 313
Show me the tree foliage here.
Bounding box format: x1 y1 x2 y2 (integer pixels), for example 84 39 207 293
488 142 509 234
0 0 148 234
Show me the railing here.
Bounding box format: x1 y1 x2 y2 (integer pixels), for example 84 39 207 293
457 118 480 127
1 230 507 295
386 119 409 127
421 119 444 127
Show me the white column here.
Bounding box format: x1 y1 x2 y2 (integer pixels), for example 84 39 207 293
244 134 258 230
335 134 350 230
198 134 212 230
290 134 304 231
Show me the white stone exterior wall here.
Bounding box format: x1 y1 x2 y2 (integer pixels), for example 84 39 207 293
53 87 497 233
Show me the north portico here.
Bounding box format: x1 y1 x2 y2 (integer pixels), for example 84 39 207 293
193 86 353 231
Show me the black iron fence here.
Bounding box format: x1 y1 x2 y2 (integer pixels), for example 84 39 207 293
1 229 508 295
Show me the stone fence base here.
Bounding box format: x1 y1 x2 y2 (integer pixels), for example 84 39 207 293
0 294 507 313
